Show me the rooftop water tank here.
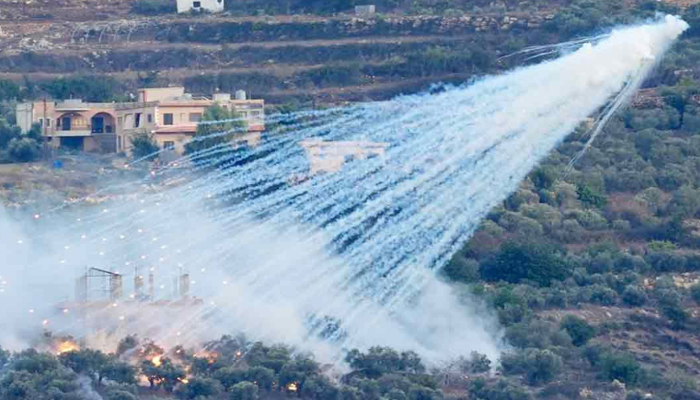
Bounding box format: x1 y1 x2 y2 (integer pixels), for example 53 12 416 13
235 90 247 100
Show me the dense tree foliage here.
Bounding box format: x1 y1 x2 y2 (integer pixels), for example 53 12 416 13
129 132 159 161
0 120 42 163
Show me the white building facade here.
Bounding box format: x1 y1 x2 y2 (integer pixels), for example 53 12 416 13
176 0 225 13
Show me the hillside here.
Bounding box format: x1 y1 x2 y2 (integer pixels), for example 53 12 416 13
2 1 700 400
0 0 692 105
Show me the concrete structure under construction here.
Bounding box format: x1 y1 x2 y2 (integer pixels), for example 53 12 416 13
57 267 202 317
299 139 388 174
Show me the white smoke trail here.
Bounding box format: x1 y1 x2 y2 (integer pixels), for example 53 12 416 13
0 16 687 365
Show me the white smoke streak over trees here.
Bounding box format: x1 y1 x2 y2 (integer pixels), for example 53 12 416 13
0 16 688 366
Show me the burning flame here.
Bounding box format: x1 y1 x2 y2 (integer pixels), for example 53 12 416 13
56 341 79 355
287 383 298 392
151 355 162 367
178 377 190 384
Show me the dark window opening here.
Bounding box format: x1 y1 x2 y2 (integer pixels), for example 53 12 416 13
163 113 174 125
164 141 175 150
135 113 142 128
193 1 201 7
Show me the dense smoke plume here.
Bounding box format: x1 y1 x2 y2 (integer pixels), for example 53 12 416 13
0 15 688 366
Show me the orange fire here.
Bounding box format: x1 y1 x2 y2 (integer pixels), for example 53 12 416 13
151 355 162 367
56 340 79 355
287 383 298 392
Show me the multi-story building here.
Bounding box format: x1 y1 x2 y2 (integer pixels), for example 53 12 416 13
16 99 118 152
15 87 265 156
115 87 264 156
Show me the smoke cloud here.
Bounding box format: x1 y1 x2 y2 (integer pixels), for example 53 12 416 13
0 16 687 366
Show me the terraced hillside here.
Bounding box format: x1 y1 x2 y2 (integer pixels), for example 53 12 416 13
0 0 690 105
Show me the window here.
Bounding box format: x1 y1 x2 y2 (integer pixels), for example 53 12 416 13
163 113 174 125
193 1 201 7
45 118 52 127
189 113 203 123
135 113 141 128
147 114 152 123
164 141 175 150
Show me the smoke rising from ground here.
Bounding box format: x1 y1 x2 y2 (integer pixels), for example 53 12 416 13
0 16 687 365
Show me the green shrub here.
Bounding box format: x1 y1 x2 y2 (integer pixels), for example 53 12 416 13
469 378 532 400
600 352 643 385
661 304 688 330
0 79 21 100
622 286 647 307
230 381 259 400
40 76 119 102
481 242 570 287
691 284 700 304
501 349 563 386
130 133 159 161
560 315 596 347
6 137 41 163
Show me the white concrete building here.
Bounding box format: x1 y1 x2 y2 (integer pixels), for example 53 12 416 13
176 0 225 13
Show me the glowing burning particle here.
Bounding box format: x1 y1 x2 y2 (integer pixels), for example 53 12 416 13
160 245 167 250
112 303 118 308
63 309 69 314
287 383 298 392
152 237 159 242
177 331 181 336
76 218 81 222
125 262 131 266
56 341 79 355
137 229 143 234
102 209 109 213
150 267 155 271
102 238 107 242
34 214 40 219
141 255 147 260
156 202 161 206
151 355 162 367
119 316 125 321
29 309 34 313
235 351 242 357
176 349 181 354
222 281 228 285
81 235 86 240
129 294 136 299
191 281 196 285
119 235 126 239
43 320 49 325
17 240 23 244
